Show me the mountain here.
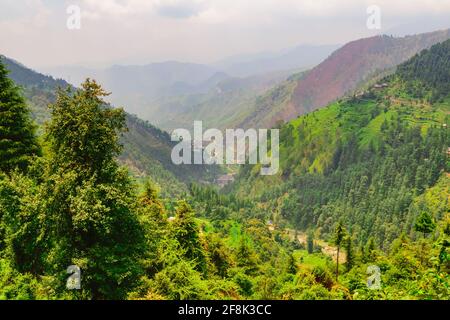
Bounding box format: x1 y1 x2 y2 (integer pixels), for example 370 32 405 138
215 44 340 77
40 45 339 132
2 40 449 301
240 29 450 128
232 39 450 247
1 56 217 196
42 61 222 117
42 61 295 131
150 69 295 131
43 61 219 90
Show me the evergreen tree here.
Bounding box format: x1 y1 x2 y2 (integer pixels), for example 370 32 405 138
40 79 145 299
0 59 40 173
307 229 314 254
344 236 355 271
235 237 259 275
414 211 436 237
172 200 207 273
286 253 297 275
333 221 346 281
139 179 168 277
364 237 377 262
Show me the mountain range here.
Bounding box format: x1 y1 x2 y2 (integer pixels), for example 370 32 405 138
41 44 339 130
239 29 450 128
40 30 450 133
214 44 340 77
37 30 450 131
3 28 450 195
1 56 217 196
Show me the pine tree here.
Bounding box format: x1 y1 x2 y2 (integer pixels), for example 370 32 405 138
344 236 354 271
40 79 145 299
364 237 377 262
286 253 297 275
236 237 259 275
172 200 207 273
414 211 436 237
307 229 314 254
333 221 346 281
0 59 40 173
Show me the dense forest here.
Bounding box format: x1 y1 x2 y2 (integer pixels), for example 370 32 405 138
0 40 449 300
1 56 219 198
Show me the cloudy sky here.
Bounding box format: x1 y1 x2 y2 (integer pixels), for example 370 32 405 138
1 0 450 69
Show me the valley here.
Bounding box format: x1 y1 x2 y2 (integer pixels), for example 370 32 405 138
0 29 449 301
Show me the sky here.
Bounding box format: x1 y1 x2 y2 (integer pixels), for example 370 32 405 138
1 0 450 69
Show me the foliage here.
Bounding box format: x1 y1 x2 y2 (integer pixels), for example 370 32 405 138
1 41 450 300
0 59 40 173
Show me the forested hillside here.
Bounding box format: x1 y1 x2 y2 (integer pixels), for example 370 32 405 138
233 39 450 249
1 56 216 196
0 39 448 301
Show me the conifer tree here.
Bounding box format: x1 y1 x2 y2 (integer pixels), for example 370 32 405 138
333 221 346 281
344 236 355 271
0 59 40 173
307 229 314 254
414 211 436 237
172 200 207 273
41 79 145 299
235 237 259 275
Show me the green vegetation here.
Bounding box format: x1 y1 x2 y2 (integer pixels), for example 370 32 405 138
230 40 450 298
0 61 40 173
1 56 218 197
0 41 449 300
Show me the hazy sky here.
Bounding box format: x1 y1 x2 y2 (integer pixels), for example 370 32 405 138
1 0 450 69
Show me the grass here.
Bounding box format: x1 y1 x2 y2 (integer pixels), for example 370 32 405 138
293 250 330 269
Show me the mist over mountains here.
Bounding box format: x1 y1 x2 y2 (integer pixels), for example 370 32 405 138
40 44 338 129
37 30 450 133
213 44 341 77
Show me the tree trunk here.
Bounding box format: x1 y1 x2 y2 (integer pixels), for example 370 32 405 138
336 247 340 281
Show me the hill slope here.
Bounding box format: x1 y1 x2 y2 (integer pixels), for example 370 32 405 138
215 44 340 77
1 56 216 196
241 29 450 128
232 39 450 248
151 69 295 131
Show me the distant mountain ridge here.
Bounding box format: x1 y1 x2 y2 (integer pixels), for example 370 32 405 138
215 44 340 77
40 44 340 130
240 29 450 128
36 31 450 132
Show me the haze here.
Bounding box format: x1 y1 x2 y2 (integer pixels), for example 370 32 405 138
1 0 450 70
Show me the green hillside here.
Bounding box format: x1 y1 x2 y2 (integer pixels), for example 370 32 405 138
232 40 450 248
239 29 450 129
1 56 217 196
